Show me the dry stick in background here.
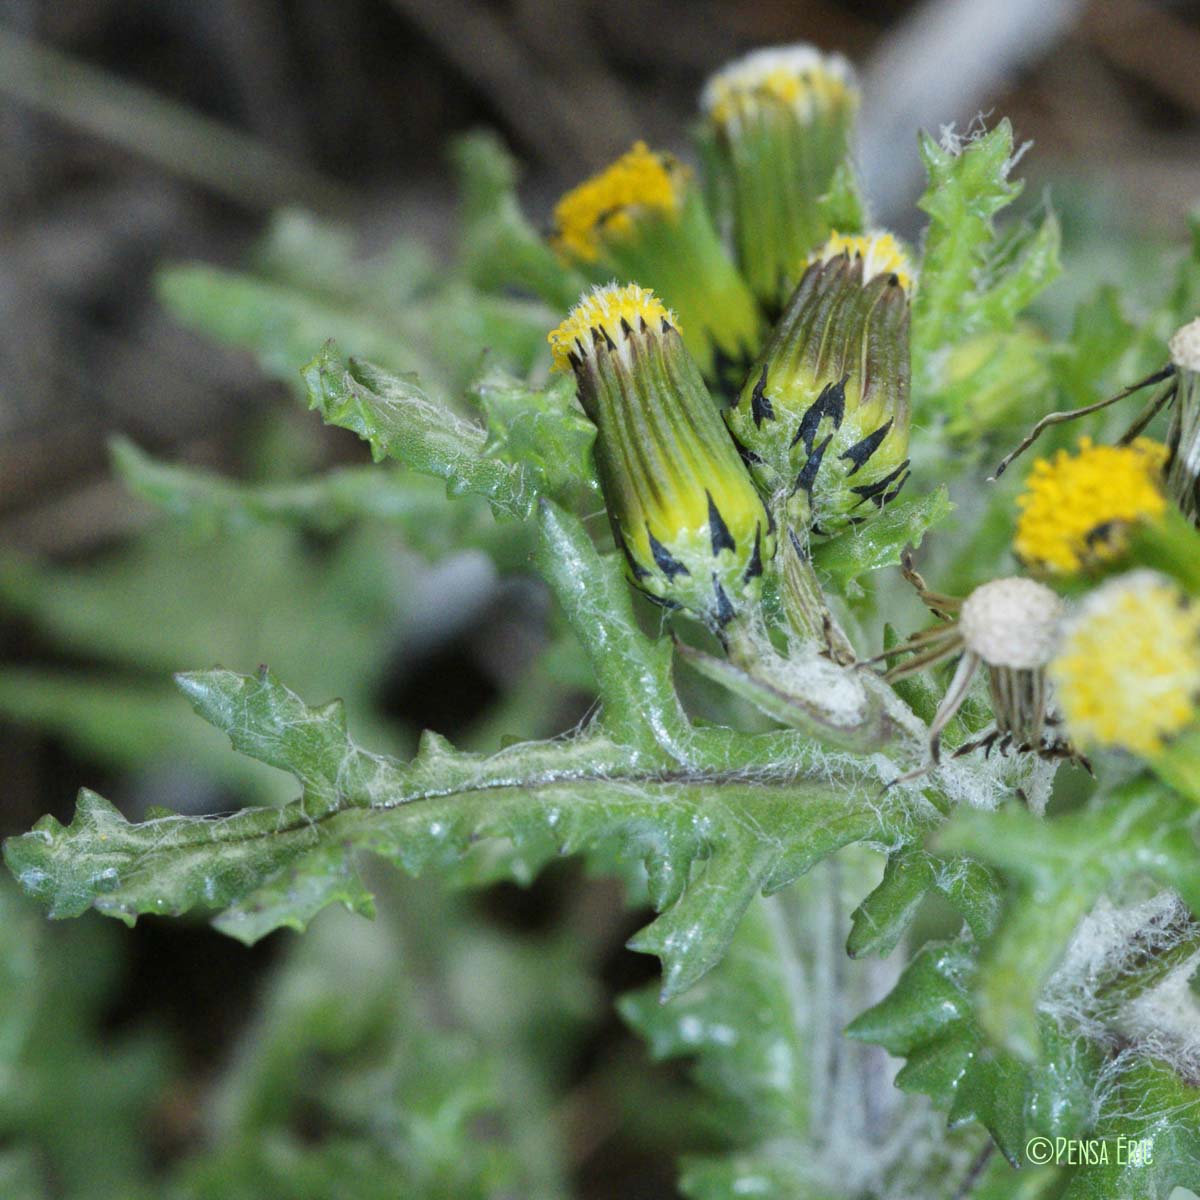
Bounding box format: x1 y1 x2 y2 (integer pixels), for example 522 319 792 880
858 0 1084 218
0 26 353 216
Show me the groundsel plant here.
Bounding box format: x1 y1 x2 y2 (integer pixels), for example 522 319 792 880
6 40 1200 1200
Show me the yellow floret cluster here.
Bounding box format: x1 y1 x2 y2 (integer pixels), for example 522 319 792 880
551 142 686 264
1051 571 1200 755
1013 437 1169 574
548 283 679 372
702 46 855 127
810 230 914 292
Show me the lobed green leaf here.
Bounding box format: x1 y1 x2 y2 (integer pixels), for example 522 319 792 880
847 845 1001 959
913 120 1062 432
846 939 1042 1164
468 363 600 510
2 661 920 1000
813 486 953 595
302 345 535 518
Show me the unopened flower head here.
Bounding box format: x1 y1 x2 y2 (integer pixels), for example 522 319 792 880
724 234 911 537
550 283 773 629
700 44 861 309
701 44 856 132
806 230 915 294
1051 570 1200 756
550 143 761 380
548 282 677 373
1014 437 1169 575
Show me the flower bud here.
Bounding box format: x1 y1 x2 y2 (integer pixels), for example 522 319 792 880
549 284 773 629
551 142 762 382
700 45 860 310
724 232 912 537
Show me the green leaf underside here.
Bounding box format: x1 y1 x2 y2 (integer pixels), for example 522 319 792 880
4 667 930 1000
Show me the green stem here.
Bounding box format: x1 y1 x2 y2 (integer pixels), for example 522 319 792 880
774 504 857 663
1128 507 1200 595
601 189 763 382
1149 726 1200 806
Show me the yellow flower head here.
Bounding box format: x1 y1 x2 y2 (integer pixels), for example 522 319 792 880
701 44 856 128
809 230 914 293
1013 437 1169 574
548 283 679 373
1051 570 1200 756
551 142 688 264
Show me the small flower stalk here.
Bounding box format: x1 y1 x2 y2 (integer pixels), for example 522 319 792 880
867 555 1073 781
1050 570 1200 803
724 232 913 539
549 283 773 633
551 142 762 382
700 45 860 311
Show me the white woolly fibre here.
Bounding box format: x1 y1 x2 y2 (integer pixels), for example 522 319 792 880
959 577 1063 669
1124 948 1200 1085
771 647 873 729
1041 890 1200 1121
